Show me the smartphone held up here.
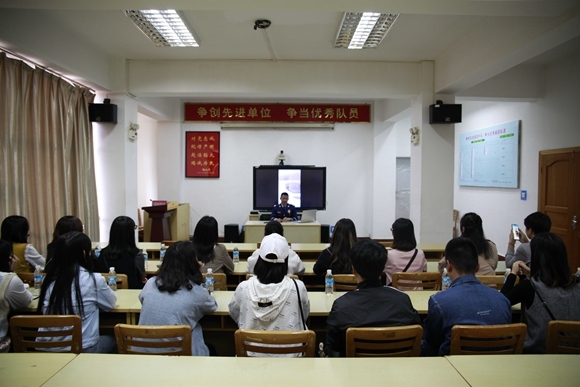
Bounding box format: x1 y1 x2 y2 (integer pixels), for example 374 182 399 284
511 224 520 241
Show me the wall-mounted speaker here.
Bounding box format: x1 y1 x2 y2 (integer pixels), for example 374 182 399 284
429 104 462 124
89 103 117 123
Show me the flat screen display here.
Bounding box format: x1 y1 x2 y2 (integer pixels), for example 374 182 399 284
253 166 326 211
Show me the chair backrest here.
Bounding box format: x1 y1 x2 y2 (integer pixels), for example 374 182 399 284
10 315 83 353
345 325 423 357
450 323 527 355
202 272 227 290
234 329 316 357
333 274 358 291
475 275 518 291
546 320 580 354
99 273 129 289
392 272 441 290
114 324 192 355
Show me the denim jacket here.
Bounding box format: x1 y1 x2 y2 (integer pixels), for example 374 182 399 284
420 274 512 356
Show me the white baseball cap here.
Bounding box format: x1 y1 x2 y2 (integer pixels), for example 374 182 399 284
259 233 289 263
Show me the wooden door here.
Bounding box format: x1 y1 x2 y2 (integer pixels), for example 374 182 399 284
538 147 580 271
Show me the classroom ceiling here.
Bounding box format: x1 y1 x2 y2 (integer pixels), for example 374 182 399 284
2 0 580 65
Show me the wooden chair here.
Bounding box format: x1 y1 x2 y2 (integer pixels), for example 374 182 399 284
100 273 129 289
202 272 228 290
450 323 527 355
546 320 580 354
377 240 394 248
345 325 423 357
10 315 83 353
114 324 192 355
334 274 358 291
476 275 518 291
392 272 441 290
234 329 316 357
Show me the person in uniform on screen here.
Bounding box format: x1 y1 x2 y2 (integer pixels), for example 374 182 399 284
271 192 297 222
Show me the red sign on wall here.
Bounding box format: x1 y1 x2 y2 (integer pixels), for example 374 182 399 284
184 103 371 123
185 132 220 178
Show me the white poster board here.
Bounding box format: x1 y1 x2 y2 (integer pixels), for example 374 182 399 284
458 120 520 188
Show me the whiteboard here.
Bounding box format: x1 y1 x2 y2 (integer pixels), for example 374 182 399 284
458 120 520 188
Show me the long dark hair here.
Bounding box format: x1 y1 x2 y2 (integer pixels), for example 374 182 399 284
0 239 13 272
155 241 203 293
50 216 83 244
329 218 357 274
192 216 219 264
530 232 576 289
460 212 492 259
391 218 417 251
101 216 139 262
1 215 30 243
37 231 94 317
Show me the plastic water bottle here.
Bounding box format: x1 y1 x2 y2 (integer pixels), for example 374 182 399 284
504 268 512 283
159 244 166 263
575 267 580 279
142 249 148 263
233 246 240 265
94 246 101 258
33 265 43 294
441 268 451 291
325 269 334 296
108 267 117 291
206 268 214 293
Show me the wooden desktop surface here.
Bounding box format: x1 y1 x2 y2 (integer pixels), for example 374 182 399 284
0 353 77 387
41 354 470 387
244 220 321 243
446 355 580 387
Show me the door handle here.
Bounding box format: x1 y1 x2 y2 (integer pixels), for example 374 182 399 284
573 215 578 231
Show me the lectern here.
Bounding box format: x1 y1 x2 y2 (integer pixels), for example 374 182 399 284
142 205 172 242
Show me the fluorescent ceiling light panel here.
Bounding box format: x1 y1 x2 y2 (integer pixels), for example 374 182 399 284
124 10 199 47
335 12 399 49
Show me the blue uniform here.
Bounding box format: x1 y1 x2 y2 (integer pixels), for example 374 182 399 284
271 203 297 221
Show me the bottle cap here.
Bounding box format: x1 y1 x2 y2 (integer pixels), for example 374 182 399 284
207 268 212 273
109 267 115 271
327 269 332 274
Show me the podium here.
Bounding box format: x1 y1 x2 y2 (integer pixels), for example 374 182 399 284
142 202 190 242
142 205 172 242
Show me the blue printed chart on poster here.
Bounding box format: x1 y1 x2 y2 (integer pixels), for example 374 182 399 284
458 120 520 188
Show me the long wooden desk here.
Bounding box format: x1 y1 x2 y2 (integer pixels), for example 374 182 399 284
39 354 468 387
244 220 321 243
0 353 77 386
446 354 580 387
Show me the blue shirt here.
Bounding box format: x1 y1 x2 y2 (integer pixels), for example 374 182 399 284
420 274 512 356
271 203 297 221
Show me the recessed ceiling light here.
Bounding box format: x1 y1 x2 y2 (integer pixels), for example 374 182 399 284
124 10 199 47
335 12 399 49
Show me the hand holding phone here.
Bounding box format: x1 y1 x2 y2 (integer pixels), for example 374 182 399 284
511 224 520 241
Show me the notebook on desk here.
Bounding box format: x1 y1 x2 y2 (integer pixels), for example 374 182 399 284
298 210 317 223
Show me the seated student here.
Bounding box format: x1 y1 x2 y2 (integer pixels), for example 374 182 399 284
313 218 357 275
99 216 146 289
247 221 305 275
421 237 512 356
0 239 33 353
1 215 45 273
138 241 218 356
37 231 117 353
193 216 234 275
502 232 580 353
438 212 498 275
324 239 421 357
505 212 551 269
384 218 427 286
229 233 310 356
46 216 84 264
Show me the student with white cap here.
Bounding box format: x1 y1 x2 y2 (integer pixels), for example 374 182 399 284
228 233 310 344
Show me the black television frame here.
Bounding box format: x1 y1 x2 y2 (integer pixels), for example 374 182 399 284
253 165 327 211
